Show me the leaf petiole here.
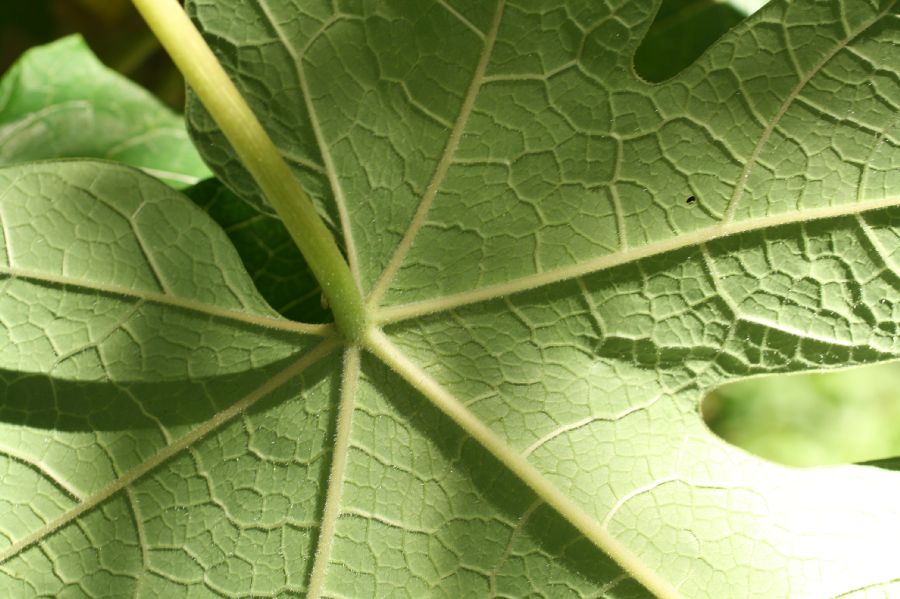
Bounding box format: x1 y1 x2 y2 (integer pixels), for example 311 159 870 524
130 0 367 341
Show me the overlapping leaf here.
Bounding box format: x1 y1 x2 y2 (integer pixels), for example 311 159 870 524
0 36 211 188
186 179 330 322
0 162 336 595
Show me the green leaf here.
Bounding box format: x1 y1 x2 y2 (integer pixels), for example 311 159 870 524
0 161 334 594
0 35 211 189
2 0 900 597
0 161 321 383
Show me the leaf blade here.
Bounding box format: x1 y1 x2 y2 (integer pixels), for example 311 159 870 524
0 36 211 188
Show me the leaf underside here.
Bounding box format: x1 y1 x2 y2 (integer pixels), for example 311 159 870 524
1 1 899 598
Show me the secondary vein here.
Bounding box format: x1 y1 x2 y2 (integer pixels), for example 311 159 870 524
364 329 683 599
306 347 361 599
376 195 900 324
366 0 507 306
0 265 330 336
0 337 340 567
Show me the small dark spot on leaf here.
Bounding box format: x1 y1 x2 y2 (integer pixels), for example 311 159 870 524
686 195 697 205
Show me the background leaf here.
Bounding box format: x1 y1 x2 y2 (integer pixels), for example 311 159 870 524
705 361 900 466
186 178 330 322
0 35 210 188
0 1 186 110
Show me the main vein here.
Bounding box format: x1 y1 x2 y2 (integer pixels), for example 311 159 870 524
0 265 330 336
366 0 507 306
364 329 683 599
0 338 340 566
376 195 900 323
306 347 361 599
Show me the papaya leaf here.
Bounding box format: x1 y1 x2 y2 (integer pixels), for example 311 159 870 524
1 0 898 596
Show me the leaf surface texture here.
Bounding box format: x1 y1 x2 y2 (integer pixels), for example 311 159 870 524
1 0 899 597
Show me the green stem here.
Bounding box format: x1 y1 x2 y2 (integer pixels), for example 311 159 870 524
130 0 366 341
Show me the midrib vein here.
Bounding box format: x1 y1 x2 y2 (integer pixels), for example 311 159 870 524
306 347 360 599
0 337 340 566
365 330 683 599
376 196 900 323
366 0 507 305
257 0 362 283
0 265 329 336
722 2 893 221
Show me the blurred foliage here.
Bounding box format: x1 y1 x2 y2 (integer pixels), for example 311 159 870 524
3 0 900 470
0 36 209 188
705 362 900 467
0 0 184 109
634 0 769 82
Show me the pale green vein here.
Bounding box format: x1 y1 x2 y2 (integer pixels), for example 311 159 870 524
610 141 629 250
306 346 360 599
699 242 741 315
124 486 149 577
49 302 143 373
0 265 331 336
280 149 328 176
0 174 22 264
521 393 663 458
601 476 681 529
438 0 485 39
0 103 90 144
123 203 173 295
339 508 436 535
375 196 900 324
364 329 684 599
855 214 896 272
103 128 189 158
0 336 340 566
63 184 170 296
487 498 541 596
722 2 894 221
834 578 900 598
597 573 634 597
367 0 507 306
859 112 900 203
0 447 84 502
